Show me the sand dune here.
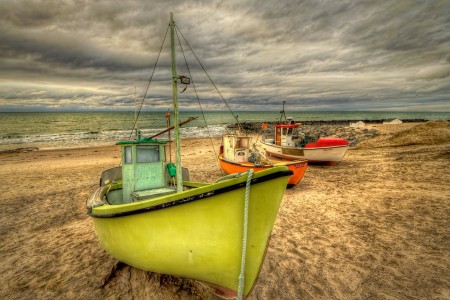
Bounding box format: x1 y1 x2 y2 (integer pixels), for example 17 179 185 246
0 122 449 299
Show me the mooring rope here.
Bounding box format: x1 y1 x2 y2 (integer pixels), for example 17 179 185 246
237 169 253 299
213 169 254 298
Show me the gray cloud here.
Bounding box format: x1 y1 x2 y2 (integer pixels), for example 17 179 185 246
0 0 449 112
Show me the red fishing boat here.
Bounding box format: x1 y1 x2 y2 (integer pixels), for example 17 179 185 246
260 103 349 165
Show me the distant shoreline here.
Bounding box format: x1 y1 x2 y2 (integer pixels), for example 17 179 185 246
2 120 448 153
227 118 439 131
267 118 433 125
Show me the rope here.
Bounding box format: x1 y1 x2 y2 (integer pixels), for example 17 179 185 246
175 27 221 170
111 25 170 184
175 27 243 134
237 169 253 300
214 172 245 183
127 24 170 141
212 169 254 298
107 24 170 185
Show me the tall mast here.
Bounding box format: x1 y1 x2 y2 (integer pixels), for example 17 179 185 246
134 85 137 137
170 12 183 192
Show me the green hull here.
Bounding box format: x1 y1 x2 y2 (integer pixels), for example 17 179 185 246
88 167 291 296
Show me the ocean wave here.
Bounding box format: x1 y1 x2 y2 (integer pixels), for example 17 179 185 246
0 125 228 147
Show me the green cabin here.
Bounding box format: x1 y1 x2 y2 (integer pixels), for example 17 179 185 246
116 138 175 203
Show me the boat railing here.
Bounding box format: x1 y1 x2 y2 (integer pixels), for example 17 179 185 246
100 167 122 186
87 185 108 208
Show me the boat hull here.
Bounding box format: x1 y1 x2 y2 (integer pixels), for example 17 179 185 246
261 141 349 165
88 167 292 297
218 154 307 188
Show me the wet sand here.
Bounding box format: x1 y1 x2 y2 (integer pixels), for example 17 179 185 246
0 121 449 299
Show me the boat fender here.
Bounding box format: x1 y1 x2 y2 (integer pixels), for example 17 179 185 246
167 163 176 177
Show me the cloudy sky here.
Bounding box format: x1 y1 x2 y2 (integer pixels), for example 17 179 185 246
1 0 449 112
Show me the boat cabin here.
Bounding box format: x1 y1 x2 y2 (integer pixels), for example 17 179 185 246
222 135 251 163
116 138 174 203
274 123 300 147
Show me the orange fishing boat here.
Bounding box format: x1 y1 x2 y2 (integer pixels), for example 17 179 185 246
219 135 308 188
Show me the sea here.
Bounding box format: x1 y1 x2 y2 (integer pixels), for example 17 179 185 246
1 111 449 151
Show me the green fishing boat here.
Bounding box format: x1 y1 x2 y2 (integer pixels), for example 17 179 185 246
87 13 292 298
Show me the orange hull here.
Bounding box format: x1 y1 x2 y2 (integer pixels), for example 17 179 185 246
218 154 308 188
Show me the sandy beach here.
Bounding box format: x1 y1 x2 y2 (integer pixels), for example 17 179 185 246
0 121 449 299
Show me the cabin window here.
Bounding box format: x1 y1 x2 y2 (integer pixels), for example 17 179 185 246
282 128 287 135
137 145 160 163
288 128 293 135
124 146 132 164
240 138 250 148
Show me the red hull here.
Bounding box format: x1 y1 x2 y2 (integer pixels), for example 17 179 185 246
305 137 349 148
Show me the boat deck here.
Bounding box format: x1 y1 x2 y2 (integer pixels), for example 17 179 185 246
131 187 176 201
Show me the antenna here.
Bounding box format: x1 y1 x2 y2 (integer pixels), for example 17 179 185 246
279 101 287 123
134 86 138 137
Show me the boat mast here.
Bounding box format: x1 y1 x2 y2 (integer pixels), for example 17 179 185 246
170 12 183 193
134 85 138 138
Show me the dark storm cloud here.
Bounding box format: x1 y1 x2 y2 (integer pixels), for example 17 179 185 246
0 29 149 72
0 0 449 111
